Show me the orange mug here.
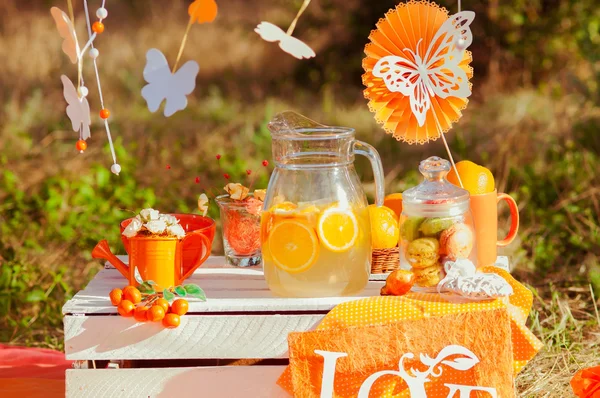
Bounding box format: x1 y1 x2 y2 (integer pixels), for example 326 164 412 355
470 190 519 267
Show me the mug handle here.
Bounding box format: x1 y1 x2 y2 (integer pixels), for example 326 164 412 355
180 232 212 281
497 193 519 247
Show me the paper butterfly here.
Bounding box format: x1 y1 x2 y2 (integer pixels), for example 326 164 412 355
61 75 91 140
255 22 315 60
141 49 200 117
373 11 475 127
51 7 79 64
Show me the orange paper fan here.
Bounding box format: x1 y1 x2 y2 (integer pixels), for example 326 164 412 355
362 1 474 144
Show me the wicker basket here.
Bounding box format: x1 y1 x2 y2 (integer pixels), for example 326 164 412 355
371 246 400 274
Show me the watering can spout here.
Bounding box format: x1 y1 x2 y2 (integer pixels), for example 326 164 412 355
92 240 130 280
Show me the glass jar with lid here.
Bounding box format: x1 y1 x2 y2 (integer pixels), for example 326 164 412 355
399 156 477 291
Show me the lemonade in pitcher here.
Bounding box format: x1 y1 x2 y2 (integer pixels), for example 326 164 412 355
261 112 384 297
262 199 372 297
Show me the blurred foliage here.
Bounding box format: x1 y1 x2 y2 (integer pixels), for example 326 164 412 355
0 0 598 350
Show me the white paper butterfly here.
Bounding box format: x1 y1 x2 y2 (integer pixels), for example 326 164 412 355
373 11 475 127
51 7 79 64
141 49 200 117
61 75 91 140
50 7 97 63
255 22 315 60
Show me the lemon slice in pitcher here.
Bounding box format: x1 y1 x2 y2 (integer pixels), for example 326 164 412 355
269 219 320 274
317 206 359 252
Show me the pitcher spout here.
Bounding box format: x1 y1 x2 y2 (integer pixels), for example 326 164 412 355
92 240 130 281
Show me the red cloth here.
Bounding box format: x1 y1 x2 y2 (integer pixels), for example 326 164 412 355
0 344 71 398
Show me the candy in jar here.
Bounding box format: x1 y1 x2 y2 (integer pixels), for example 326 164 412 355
399 156 477 291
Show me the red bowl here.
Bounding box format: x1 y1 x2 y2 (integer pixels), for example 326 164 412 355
120 214 216 275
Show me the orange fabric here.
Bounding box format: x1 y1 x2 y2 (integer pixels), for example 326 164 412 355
0 379 64 398
362 1 473 144
571 366 600 398
278 267 543 396
286 309 514 397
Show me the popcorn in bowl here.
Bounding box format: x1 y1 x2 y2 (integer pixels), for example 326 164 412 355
123 208 186 239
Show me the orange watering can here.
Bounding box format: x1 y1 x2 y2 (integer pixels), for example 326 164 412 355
92 215 214 289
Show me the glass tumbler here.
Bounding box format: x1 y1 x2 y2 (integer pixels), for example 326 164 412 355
216 194 262 267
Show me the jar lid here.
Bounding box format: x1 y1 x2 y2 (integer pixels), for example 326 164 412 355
402 156 470 216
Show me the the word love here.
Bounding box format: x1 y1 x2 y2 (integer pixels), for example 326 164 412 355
316 345 498 398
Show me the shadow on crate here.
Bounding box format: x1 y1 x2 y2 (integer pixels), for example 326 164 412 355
66 316 163 355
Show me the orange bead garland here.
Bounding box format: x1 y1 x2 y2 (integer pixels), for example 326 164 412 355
92 21 104 34
99 108 110 119
76 139 87 153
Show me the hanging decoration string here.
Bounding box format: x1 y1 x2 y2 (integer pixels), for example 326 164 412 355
287 0 312 35
172 19 194 73
67 0 75 24
83 0 120 173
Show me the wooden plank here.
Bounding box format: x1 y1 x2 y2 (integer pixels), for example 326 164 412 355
66 366 288 397
63 255 508 315
64 314 323 360
63 256 385 315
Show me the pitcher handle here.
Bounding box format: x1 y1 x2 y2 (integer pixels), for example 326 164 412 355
180 233 212 282
354 140 385 206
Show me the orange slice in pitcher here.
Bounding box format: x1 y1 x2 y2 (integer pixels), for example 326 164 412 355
269 219 320 274
317 206 359 252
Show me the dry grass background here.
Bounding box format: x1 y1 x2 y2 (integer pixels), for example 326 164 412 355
1 0 599 397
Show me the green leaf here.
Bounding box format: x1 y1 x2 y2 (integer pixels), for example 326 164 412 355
26 289 46 302
147 280 156 286
163 288 175 301
138 282 155 294
184 284 206 301
174 286 187 297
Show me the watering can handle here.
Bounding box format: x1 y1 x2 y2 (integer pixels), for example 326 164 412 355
180 233 212 281
354 140 385 206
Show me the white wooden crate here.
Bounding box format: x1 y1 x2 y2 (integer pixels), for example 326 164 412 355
63 256 383 397
63 255 509 397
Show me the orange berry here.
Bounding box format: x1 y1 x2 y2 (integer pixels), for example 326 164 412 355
380 269 416 296
99 108 110 119
162 313 180 329
170 299 188 316
156 298 170 313
147 305 165 322
76 139 87 153
109 288 123 306
123 285 137 295
134 306 149 322
92 21 104 33
123 287 142 304
117 300 135 317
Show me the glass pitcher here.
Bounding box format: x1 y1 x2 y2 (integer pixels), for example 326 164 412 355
261 111 384 297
